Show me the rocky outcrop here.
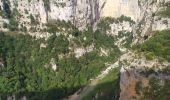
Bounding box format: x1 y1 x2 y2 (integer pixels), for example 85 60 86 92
152 17 170 31
74 44 94 58
134 0 170 40
119 51 170 100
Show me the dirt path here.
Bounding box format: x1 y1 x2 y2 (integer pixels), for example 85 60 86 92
66 61 119 100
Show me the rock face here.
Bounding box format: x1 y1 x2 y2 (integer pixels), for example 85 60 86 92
0 0 149 29
0 0 170 34
0 0 137 25
119 51 170 100
152 17 170 31
100 0 140 21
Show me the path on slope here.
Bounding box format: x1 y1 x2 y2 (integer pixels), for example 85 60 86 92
66 61 119 100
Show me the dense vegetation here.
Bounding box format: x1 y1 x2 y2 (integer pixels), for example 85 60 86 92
0 25 120 100
133 29 170 61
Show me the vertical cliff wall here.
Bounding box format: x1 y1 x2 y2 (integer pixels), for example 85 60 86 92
0 0 170 36
0 0 140 29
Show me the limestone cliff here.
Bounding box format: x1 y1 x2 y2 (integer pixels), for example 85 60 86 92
0 0 170 35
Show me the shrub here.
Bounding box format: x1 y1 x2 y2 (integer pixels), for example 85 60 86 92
133 29 170 61
145 52 155 60
3 22 8 28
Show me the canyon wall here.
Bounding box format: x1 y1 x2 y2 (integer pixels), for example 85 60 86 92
1 0 170 32
0 0 140 29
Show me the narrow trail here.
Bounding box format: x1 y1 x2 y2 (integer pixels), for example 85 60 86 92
66 61 119 100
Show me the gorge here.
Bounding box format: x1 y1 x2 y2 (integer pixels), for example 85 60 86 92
0 0 170 100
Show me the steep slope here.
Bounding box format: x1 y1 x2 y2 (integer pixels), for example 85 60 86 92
0 0 170 100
